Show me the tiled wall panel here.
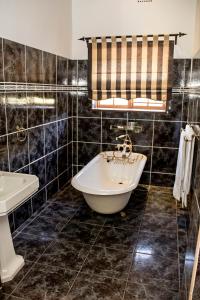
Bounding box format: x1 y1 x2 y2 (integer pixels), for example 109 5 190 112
0 38 72 232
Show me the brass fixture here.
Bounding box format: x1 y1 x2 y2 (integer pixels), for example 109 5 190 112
110 122 143 133
16 126 27 143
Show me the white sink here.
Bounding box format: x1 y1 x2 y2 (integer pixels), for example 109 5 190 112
0 171 39 216
0 171 39 283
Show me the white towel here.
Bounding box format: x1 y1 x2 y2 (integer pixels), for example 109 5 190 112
173 125 195 207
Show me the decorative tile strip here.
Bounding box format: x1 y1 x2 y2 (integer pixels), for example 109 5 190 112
0 82 88 92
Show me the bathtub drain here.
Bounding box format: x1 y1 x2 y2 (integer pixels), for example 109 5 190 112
118 182 123 184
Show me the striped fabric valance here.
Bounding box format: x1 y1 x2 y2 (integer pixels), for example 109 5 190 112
88 35 174 101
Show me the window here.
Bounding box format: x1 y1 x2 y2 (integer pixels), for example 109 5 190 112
92 97 167 112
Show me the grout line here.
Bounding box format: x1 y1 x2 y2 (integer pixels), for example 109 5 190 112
15 141 72 173
0 116 73 138
100 111 103 152
2 39 10 172
13 168 72 234
66 222 106 295
76 92 78 172
149 113 155 185
74 141 179 150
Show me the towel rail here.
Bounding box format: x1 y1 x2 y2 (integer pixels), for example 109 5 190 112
181 125 200 141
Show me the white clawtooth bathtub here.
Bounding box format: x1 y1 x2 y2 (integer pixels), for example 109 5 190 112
71 151 147 214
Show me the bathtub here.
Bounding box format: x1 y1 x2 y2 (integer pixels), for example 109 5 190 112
71 151 147 214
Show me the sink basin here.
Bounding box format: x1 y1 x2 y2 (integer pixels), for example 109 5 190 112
0 171 39 283
0 171 39 216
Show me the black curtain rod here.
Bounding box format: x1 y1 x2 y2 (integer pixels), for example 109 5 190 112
79 32 187 45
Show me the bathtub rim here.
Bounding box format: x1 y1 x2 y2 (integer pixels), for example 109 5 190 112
71 151 147 196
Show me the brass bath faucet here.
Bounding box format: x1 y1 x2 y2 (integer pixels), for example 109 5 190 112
115 134 133 158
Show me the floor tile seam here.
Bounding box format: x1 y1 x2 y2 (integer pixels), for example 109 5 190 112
57 207 81 231
142 210 177 219
142 211 177 218
134 249 179 261
137 229 178 239
122 224 142 299
88 243 136 254
66 219 105 228
8 241 55 298
66 222 105 295
14 199 58 236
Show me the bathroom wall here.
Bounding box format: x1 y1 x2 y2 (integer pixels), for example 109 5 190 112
71 58 200 188
0 0 72 58
71 0 197 59
0 38 72 232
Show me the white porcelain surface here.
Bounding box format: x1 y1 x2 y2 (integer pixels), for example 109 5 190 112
0 172 39 283
0 171 39 216
71 151 147 214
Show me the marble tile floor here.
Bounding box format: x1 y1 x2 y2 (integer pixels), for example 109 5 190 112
1 184 188 300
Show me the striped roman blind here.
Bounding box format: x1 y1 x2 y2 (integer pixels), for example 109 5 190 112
88 35 174 101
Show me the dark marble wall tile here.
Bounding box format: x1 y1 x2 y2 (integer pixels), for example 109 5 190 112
78 92 100 118
58 145 68 175
8 132 29 171
58 169 71 189
155 93 183 121
134 146 152 171
44 123 58 154
191 59 200 89
78 60 88 86
58 119 68 148
43 92 57 123
27 92 44 127
102 109 127 119
68 117 73 142
78 117 101 143
6 92 28 133
68 142 73 167
57 92 68 120
0 38 3 82
28 126 44 162
32 189 46 214
128 120 153 146
152 147 178 173
45 151 58 184
4 39 25 82
182 93 189 122
0 136 9 170
187 93 200 124
78 142 100 165
17 165 29 174
128 110 154 120
14 199 32 230
172 59 185 88
194 142 200 202
42 51 56 84
185 59 192 88
153 121 181 148
150 173 175 187
102 118 127 144
57 56 68 85
9 213 15 233
139 172 151 185
30 157 46 188
68 92 73 117
0 93 6 136
68 60 78 85
26 46 43 83
46 178 58 199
